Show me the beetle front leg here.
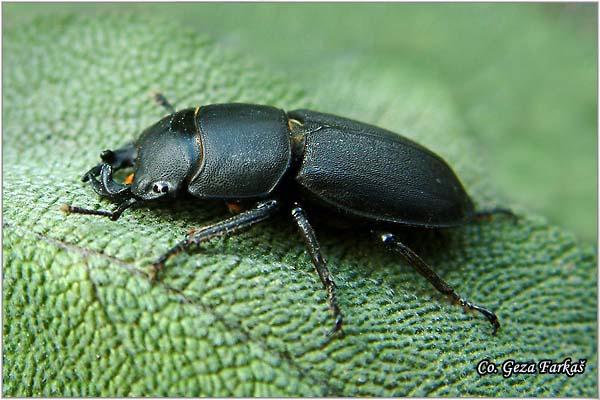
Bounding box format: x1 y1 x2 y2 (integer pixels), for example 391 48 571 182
375 231 500 334
151 199 280 280
291 204 343 337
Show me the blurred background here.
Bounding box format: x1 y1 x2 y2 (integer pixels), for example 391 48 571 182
5 3 597 242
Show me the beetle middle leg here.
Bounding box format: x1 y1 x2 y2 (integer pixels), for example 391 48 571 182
150 199 280 280
291 204 343 337
374 231 500 334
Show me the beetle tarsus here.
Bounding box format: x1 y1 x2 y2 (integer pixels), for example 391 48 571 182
375 231 500 334
326 314 344 337
476 305 500 335
456 297 500 334
291 204 344 338
150 241 188 280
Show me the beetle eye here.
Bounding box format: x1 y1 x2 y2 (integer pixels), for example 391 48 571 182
152 182 169 194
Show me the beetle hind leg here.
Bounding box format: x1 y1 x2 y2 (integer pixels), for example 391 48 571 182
291 204 343 337
375 231 500 334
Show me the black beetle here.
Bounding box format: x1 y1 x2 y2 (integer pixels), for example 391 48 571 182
64 93 514 336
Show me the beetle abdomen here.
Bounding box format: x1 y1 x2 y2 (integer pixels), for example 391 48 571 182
188 103 291 199
289 110 474 227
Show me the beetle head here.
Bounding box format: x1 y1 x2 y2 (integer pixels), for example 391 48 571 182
130 110 201 201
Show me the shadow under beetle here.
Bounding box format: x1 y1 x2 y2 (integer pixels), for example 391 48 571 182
64 93 515 337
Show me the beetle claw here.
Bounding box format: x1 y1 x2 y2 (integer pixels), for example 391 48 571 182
458 298 500 334
326 315 344 338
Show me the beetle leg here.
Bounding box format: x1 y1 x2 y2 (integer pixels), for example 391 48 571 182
151 92 176 114
375 231 500 334
291 204 343 337
150 199 280 280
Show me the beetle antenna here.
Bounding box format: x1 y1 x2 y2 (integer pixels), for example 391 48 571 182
152 91 176 114
61 204 114 218
61 197 137 221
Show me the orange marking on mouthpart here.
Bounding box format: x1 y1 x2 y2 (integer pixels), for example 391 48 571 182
124 173 135 185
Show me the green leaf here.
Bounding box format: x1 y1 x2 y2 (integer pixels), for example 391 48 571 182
3 14 597 397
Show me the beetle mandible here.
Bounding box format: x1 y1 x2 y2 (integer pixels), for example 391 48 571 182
63 93 514 336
